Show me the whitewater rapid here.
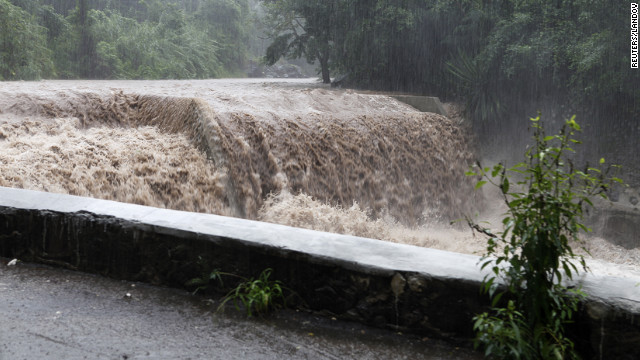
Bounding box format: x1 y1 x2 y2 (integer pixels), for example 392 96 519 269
0 78 637 274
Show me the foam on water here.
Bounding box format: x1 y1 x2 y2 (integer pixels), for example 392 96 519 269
0 79 636 273
0 81 480 223
0 114 231 215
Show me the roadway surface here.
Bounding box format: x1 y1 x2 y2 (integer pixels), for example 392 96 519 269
0 259 481 360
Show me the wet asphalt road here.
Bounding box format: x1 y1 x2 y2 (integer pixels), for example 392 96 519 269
0 259 482 360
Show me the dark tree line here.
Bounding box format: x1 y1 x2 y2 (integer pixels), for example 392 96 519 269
262 0 638 116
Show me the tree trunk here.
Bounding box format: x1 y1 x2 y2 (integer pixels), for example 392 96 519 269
319 55 330 84
77 0 95 78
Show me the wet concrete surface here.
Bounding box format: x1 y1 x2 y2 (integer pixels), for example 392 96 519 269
0 259 482 360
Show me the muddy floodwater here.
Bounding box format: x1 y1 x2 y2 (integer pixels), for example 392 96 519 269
0 260 482 359
0 78 639 360
0 78 637 271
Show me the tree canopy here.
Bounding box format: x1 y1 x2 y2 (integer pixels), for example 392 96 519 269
0 0 54 79
261 0 339 83
0 0 254 80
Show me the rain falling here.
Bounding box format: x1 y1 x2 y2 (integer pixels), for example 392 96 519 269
0 0 639 358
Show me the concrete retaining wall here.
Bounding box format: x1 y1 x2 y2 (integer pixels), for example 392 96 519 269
0 187 638 359
391 95 448 116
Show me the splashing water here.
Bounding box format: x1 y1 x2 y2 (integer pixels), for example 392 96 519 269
0 79 637 274
0 79 480 222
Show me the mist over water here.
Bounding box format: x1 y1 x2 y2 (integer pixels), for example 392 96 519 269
0 79 637 274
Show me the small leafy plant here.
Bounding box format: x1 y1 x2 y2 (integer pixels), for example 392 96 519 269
185 267 236 295
185 256 242 295
467 115 621 359
217 268 287 317
472 300 533 358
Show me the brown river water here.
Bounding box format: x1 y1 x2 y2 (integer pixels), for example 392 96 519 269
0 78 637 275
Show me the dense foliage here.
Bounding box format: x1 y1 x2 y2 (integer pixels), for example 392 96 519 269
0 0 253 79
262 0 638 114
261 0 338 83
469 117 621 359
0 0 53 79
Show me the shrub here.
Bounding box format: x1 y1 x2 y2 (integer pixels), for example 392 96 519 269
467 115 621 359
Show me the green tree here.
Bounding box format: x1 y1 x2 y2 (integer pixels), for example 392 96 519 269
1 0 253 80
0 0 53 79
261 0 340 83
337 0 430 91
192 0 250 76
88 6 222 79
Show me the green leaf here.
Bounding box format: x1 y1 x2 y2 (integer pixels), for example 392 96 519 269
491 165 502 178
502 177 510 193
599 157 605 164
491 292 504 307
475 180 488 190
